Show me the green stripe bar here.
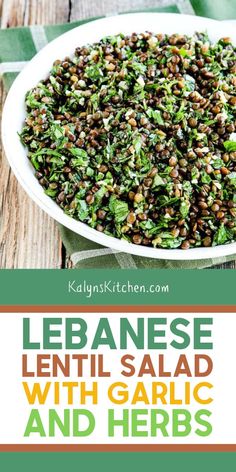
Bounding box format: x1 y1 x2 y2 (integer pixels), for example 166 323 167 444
190 0 236 20
2 72 18 90
126 5 180 13
0 27 36 61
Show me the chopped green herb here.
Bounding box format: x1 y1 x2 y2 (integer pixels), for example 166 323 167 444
19 31 236 250
224 141 236 152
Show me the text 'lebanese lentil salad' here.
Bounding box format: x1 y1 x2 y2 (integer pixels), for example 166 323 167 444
20 32 236 250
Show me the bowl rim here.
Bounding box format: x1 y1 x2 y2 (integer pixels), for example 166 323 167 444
2 12 236 261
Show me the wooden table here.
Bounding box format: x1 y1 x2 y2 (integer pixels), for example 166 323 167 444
0 0 235 269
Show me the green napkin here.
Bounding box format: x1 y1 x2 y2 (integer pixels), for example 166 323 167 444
1 2 236 269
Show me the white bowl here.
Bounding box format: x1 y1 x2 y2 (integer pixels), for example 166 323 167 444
2 13 236 260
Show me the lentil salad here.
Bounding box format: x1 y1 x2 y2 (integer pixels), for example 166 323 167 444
20 32 236 250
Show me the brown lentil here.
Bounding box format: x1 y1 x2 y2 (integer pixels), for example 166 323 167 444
20 31 236 251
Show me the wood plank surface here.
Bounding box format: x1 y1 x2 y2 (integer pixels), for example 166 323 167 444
70 0 171 20
0 0 69 268
0 0 235 268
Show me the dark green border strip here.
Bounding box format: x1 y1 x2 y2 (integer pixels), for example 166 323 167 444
0 452 235 471
0 269 235 305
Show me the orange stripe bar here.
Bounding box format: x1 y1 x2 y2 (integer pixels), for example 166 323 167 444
0 444 235 452
0 305 235 312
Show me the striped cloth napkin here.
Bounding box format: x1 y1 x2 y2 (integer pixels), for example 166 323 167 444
1 1 236 269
